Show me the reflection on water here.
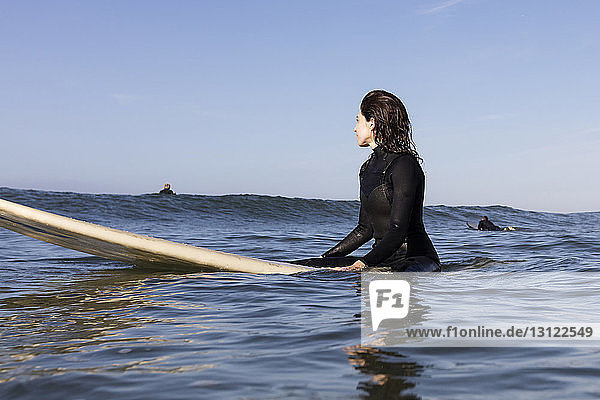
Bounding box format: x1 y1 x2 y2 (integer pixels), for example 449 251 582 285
1 267 371 398
345 345 423 400
0 270 220 382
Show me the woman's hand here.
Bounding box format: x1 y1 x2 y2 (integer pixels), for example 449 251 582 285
333 260 366 272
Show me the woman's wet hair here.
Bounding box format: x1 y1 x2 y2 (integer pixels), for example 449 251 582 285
360 89 421 160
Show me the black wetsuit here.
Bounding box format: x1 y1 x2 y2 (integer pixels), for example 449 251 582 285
478 219 501 231
315 147 440 271
159 188 175 195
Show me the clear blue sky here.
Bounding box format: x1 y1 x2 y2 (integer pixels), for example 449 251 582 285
1 0 598 212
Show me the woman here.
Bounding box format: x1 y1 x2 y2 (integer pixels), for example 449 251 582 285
322 89 440 272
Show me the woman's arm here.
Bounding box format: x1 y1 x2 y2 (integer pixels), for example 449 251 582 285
360 156 419 266
322 204 373 257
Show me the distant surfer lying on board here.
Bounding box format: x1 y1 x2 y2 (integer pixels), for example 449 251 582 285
478 216 515 231
296 90 440 272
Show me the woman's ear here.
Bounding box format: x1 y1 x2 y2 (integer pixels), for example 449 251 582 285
369 118 375 132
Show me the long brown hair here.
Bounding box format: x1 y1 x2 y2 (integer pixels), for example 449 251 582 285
360 89 421 161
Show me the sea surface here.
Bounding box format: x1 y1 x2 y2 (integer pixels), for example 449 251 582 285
1 187 599 399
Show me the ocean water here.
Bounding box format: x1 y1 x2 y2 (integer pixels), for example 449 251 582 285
1 187 599 399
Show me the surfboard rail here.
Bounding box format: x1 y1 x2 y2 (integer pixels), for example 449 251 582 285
466 222 479 230
0 198 312 275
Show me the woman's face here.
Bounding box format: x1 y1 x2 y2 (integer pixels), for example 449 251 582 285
354 112 375 147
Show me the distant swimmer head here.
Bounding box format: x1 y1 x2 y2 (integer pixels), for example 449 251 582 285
164 183 171 189
358 89 421 160
481 216 489 221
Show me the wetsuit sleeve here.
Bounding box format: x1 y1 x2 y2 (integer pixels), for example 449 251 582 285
478 220 484 230
322 204 373 257
361 156 418 266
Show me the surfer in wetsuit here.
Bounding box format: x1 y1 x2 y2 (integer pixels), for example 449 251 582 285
320 90 440 272
159 183 175 195
477 216 515 231
478 216 501 231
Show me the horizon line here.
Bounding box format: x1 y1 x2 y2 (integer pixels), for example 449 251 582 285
1 186 597 215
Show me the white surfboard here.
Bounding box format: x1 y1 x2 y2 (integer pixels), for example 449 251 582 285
0 198 313 274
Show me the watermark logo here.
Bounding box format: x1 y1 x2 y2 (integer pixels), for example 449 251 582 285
362 272 600 347
369 279 410 330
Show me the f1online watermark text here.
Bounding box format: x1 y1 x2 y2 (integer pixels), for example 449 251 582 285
361 273 600 347
405 325 595 339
